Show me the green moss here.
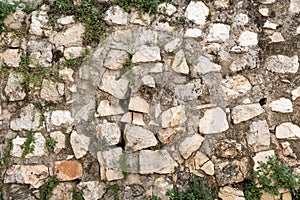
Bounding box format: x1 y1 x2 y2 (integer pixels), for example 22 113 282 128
39 176 60 200
21 131 35 158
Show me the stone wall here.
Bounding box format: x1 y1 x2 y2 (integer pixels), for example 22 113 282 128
0 0 300 199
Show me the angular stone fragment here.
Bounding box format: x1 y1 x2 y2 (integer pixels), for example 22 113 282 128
104 49 128 70
124 124 157 151
54 160 83 181
139 150 178 174
152 177 173 200
269 98 293 113
142 75 155 87
201 160 215 176
57 15 74 25
179 134 205 159
64 46 85 60
164 38 181 53
247 120 270 152
292 86 300 100
199 107 229 134
275 122 300 139
207 23 230 42
193 56 221 75
238 31 258 46
185 1 209 25
5 72 26 101
50 131 65 154
281 142 297 158
28 40 53 68
171 50 189 74
4 165 49 188
289 0 300 13
231 103 265 124
59 68 74 82
265 55 299 74
97 100 125 116
132 45 161 63
132 112 146 126
222 75 252 99
40 79 64 102
0 48 21 67
128 96 150 113
70 131 90 159
96 122 121 146
158 128 177 144
4 10 26 30
158 3 177 16
234 13 249 25
161 105 187 128
50 182 75 200
104 5 128 25
184 28 202 38
269 32 285 43
253 150 275 170
218 186 245 200
260 0 276 4
29 10 51 36
77 181 106 200
51 110 74 126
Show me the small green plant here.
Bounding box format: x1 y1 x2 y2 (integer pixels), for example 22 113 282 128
119 153 130 179
46 138 58 149
106 184 120 200
3 138 13 167
116 54 134 80
244 156 300 200
0 0 21 33
176 16 186 25
151 195 162 200
72 186 85 200
39 176 60 200
166 175 218 200
116 0 161 14
21 131 35 158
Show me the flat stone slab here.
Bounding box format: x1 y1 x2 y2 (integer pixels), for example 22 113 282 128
54 160 83 181
275 122 300 139
231 103 265 124
265 55 299 74
199 107 229 134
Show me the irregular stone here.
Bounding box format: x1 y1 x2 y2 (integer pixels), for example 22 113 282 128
179 134 205 159
104 49 128 70
29 10 51 36
184 28 202 38
142 75 155 87
175 81 202 101
132 45 161 63
120 112 132 123
247 120 270 152
253 150 275 170
297 26 300 34
139 150 178 174
129 11 150 26
4 165 48 188
96 122 121 146
161 105 187 128
260 0 276 4
269 32 285 43
0 48 21 67
59 68 74 82
158 3 177 16
281 142 297 158
57 15 75 25
282 192 292 200
99 70 129 99
199 107 229 134
171 50 189 74
97 100 125 116
289 0 300 13
231 103 265 124
50 131 65 154
40 79 64 102
292 86 300 100
157 128 177 144
49 23 85 47
260 191 280 200
229 46 249 54
193 56 221 75
54 160 83 181
265 55 299 74
275 122 300 139
214 0 230 8
269 98 293 113
152 177 173 200
5 72 26 101
222 75 252 99
124 124 157 151
51 110 74 126
104 5 128 25
201 160 215 175
64 46 85 60
27 40 53 68
10 104 41 131
50 182 74 200
128 95 150 113
132 112 146 126
77 181 106 200
264 20 278 29
234 13 249 25
238 31 258 46
259 8 269 16
164 38 181 53
218 186 245 200
207 23 230 42
185 1 209 25
70 130 90 159
4 10 26 30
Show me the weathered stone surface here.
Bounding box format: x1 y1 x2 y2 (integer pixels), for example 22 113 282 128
193 56 221 75
5 72 26 101
128 95 150 113
158 128 177 144
4 10 26 30
265 55 299 74
260 0 276 4
59 67 74 82
99 70 129 99
54 160 83 181
50 182 75 200
281 142 297 158
222 75 252 99
124 124 157 151
96 122 121 146
158 3 177 16
269 97 293 113
184 28 202 38
50 131 65 154
142 75 155 87
231 103 265 124
49 23 85 47
161 105 187 128
0 48 21 67
253 150 275 170
104 5 128 25
179 134 205 159
132 112 146 126
57 15 74 25
64 46 85 60
70 130 90 159
292 86 300 100
51 110 74 126
152 177 173 200
174 81 202 101
164 38 181 53
29 10 51 36
40 79 64 102
238 31 258 46
171 50 189 74
218 186 245 200
185 1 209 25
77 181 106 200
97 100 125 116
4 165 49 188
132 45 161 63
263 20 278 30
201 160 215 176
28 40 53 68
289 0 300 13
259 8 269 16
247 120 270 152
129 11 150 26
10 104 41 131
297 26 300 34
234 13 249 25
104 49 128 70
275 122 300 139
139 150 178 174
199 107 229 134
269 32 285 43
282 192 292 200
207 23 230 42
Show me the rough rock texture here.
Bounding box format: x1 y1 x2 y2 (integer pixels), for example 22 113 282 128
199 107 229 134
54 160 83 181
161 105 187 128
231 104 265 124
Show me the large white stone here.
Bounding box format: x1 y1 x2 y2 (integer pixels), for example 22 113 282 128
253 150 275 170
51 110 74 126
40 79 64 102
275 122 300 139
269 98 293 113
231 104 265 124
158 3 177 16
184 28 202 38
128 96 150 113
132 45 161 63
104 5 128 25
238 31 258 46
247 120 270 152
124 124 158 151
0 48 21 67
96 122 121 146
222 75 252 99
179 134 205 159
185 1 209 25
289 0 300 13
164 38 181 53
70 130 90 159
27 40 53 68
104 49 128 70
207 23 230 42
97 100 125 116
193 56 221 75
265 55 299 74
199 107 229 134
29 10 51 36
161 105 187 128
50 131 66 154
5 72 26 101
171 50 189 74
139 150 178 174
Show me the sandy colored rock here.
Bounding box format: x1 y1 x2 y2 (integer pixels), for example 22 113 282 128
132 112 146 126
96 122 121 146
161 105 187 128
185 1 209 25
132 45 161 63
104 49 128 70
77 181 106 200
54 160 83 181
0 48 21 67
171 50 189 74
104 5 128 25
265 55 299 74
269 97 293 113
253 150 275 170
50 131 65 154
158 128 177 144
218 186 245 200
207 23 230 42
199 107 229 134
231 103 265 124
238 31 258 46
40 79 64 102
128 95 150 113
179 134 205 159
4 10 26 30
247 120 270 152
275 122 300 139
5 72 26 101
222 75 252 99
193 56 221 75
289 0 300 13
51 110 74 126
97 100 125 116
70 130 90 159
